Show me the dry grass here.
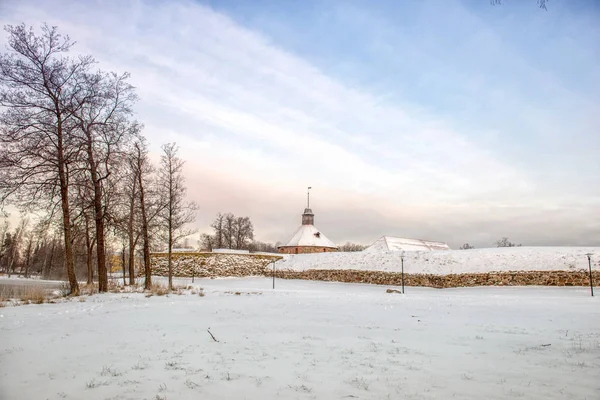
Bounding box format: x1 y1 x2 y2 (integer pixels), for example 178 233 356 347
0 284 51 305
147 283 169 296
107 280 122 292
82 283 98 296
0 289 8 305
81 280 148 295
59 282 71 297
170 285 198 296
19 285 48 304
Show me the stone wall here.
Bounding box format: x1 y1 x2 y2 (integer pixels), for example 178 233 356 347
150 252 281 278
272 269 600 288
279 246 338 254
150 253 599 288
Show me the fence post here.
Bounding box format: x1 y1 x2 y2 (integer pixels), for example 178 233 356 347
401 252 405 294
586 253 594 297
272 261 275 289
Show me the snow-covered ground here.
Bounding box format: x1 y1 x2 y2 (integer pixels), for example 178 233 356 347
276 247 600 275
1 277 599 400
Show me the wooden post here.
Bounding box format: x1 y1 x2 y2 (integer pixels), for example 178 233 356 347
586 253 594 297
401 255 405 294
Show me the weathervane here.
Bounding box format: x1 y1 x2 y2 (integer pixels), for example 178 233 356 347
307 186 312 208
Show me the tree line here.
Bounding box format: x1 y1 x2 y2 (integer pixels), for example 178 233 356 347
201 212 269 252
0 24 196 293
459 237 523 250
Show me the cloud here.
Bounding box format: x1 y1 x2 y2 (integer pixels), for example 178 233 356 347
1 0 598 248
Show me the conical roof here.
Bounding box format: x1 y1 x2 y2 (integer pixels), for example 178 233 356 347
280 224 337 249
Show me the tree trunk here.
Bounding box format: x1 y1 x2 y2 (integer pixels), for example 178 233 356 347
24 238 33 278
168 229 173 291
41 239 49 278
58 122 79 295
128 241 135 285
59 184 78 294
43 239 56 280
86 243 94 284
85 129 108 292
93 178 107 292
137 160 152 290
84 216 94 284
121 244 127 285
168 175 173 291
128 178 137 285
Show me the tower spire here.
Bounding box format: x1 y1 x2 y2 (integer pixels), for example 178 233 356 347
302 187 314 225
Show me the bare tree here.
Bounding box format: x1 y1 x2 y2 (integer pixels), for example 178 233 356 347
233 216 254 250
200 233 214 252
5 216 27 277
22 225 35 277
70 69 138 292
209 213 254 250
338 242 367 252
125 165 138 286
210 213 225 249
223 213 235 249
158 143 197 290
495 237 521 247
248 240 278 253
111 153 139 286
41 232 59 280
459 243 475 250
71 182 96 284
83 212 96 284
0 24 100 295
0 217 9 269
129 138 160 289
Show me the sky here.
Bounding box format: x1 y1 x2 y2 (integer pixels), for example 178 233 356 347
1 0 599 248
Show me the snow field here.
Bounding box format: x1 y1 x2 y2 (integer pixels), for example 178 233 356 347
276 246 600 275
0 277 599 400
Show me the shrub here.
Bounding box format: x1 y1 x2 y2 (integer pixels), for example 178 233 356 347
82 283 98 296
150 283 169 296
20 286 47 304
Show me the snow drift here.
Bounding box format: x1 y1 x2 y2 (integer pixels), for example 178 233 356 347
275 247 600 275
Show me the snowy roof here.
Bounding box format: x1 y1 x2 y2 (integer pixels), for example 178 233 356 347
213 249 250 254
171 248 198 253
364 236 450 252
279 224 337 249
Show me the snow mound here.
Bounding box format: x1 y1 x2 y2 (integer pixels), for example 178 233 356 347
364 236 450 252
276 247 600 275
